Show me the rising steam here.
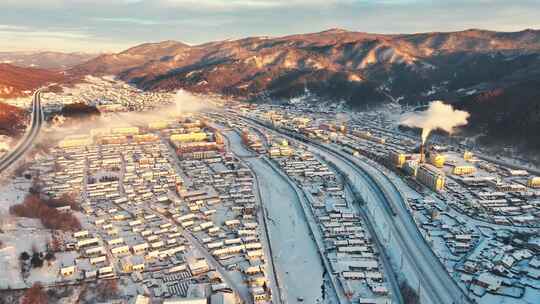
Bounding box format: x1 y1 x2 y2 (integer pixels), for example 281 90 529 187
42 89 210 143
400 100 470 144
171 89 208 114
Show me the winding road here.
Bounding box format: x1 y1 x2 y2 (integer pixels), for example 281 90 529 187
0 90 43 174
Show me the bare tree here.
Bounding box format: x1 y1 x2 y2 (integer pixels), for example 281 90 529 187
97 279 119 300
21 282 47 304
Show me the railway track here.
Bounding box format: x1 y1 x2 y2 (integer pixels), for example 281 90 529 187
240 115 471 304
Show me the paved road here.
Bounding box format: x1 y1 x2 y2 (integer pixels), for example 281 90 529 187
241 116 472 304
0 90 43 174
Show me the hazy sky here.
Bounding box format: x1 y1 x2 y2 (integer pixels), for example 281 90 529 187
1 0 538 53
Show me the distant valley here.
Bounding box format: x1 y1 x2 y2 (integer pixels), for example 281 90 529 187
0 51 96 70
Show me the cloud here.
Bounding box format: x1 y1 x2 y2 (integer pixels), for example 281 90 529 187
0 24 27 31
92 16 232 28
0 25 131 52
0 0 538 52
159 0 350 9
0 24 91 40
0 0 137 6
0 0 343 9
92 17 167 26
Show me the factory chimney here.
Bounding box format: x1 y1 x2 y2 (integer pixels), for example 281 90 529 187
419 143 425 163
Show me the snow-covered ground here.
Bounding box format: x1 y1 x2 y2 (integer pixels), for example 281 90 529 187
0 223 52 289
225 130 327 303
239 119 467 304
249 159 326 303
0 177 30 213
0 177 56 289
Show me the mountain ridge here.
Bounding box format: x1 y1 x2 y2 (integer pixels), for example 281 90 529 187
0 63 64 99
0 51 97 70
33 28 540 153
70 28 540 96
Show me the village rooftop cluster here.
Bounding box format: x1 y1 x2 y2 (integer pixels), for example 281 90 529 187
233 102 539 304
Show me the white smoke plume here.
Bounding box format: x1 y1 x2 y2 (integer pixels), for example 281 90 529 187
41 89 211 143
171 89 208 114
400 100 470 144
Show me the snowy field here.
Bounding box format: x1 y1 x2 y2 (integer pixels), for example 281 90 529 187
0 177 56 289
0 177 31 213
0 221 52 289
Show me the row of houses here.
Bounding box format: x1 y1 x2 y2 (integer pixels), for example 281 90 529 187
274 149 391 303
171 147 272 303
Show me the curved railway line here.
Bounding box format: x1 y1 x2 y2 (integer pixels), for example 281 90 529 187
241 115 472 304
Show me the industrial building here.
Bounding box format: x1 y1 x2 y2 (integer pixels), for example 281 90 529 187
417 164 446 191
268 138 293 158
389 150 408 168
97 135 128 145
111 126 140 135
528 176 540 188
133 133 160 143
170 132 208 143
463 151 474 161
429 153 446 168
353 129 386 144
452 164 477 176
403 160 418 177
58 135 93 148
